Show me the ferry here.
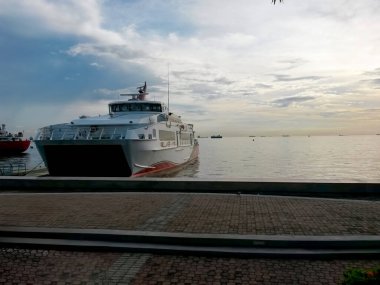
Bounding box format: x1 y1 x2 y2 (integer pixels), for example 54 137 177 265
0 124 31 154
34 82 199 177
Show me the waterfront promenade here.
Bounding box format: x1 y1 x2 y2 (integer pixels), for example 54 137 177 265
0 178 379 284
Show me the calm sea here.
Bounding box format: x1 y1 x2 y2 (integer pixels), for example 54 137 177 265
1 135 380 181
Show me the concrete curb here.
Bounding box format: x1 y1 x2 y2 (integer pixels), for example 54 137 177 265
1 227 379 258
1 177 380 198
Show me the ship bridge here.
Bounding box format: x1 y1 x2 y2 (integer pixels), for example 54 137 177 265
108 101 165 115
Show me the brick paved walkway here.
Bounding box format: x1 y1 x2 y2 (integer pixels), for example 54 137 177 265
1 248 379 284
0 192 379 284
0 193 379 235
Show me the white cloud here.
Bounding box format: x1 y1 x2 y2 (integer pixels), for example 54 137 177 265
0 0 123 44
1 0 380 135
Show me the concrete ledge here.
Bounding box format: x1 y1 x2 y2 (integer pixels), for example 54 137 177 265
1 227 380 258
1 176 380 198
2 237 380 259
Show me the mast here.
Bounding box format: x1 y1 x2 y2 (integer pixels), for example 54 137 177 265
120 82 148 100
167 63 170 113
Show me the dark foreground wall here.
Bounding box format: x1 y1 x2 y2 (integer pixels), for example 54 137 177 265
1 177 380 198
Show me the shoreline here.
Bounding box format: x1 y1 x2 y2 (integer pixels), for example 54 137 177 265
1 176 380 199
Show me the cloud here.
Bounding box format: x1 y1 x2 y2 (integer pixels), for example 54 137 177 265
0 0 123 44
321 84 357 96
277 58 308 70
271 74 323 82
254 83 272 89
357 67 380 89
90 62 103 69
214 77 234 85
172 70 233 85
67 43 148 61
370 78 380 86
1 0 380 136
188 83 222 100
272 96 316 108
363 67 380 77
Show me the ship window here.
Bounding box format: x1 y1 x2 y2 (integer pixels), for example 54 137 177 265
110 103 162 113
153 129 156 138
157 114 167 122
143 104 150 111
180 132 191 146
150 104 162 112
131 104 141 111
159 130 175 141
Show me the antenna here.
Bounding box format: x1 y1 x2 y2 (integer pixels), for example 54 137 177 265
167 63 170 113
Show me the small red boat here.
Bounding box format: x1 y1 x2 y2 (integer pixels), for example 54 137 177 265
0 124 31 154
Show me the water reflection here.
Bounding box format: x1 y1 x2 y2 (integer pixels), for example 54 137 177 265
0 142 46 175
159 159 200 178
0 152 30 165
1 136 380 180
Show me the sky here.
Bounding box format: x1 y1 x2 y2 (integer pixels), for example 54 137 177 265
0 0 380 137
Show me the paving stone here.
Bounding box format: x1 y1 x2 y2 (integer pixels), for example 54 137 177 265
0 193 379 283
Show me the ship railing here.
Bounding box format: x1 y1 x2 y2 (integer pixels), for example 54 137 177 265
37 126 129 141
0 162 27 176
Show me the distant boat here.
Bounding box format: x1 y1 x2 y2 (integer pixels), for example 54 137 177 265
0 124 31 154
211 135 223 139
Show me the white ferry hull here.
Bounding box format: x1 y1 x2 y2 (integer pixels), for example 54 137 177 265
35 139 199 177
34 82 199 177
